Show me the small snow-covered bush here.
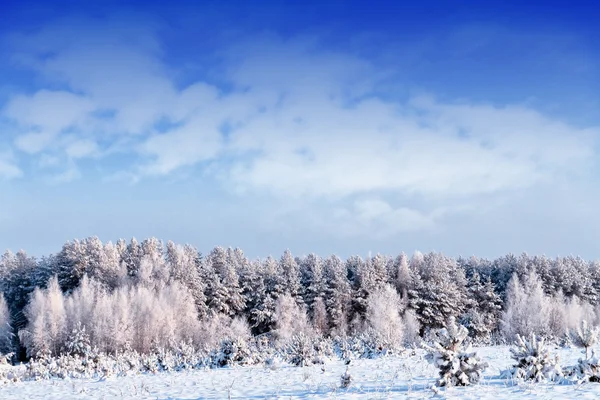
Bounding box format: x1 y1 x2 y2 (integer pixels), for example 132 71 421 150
565 352 600 383
501 333 562 382
340 366 352 388
564 320 600 382
424 317 487 387
210 338 253 368
284 334 333 367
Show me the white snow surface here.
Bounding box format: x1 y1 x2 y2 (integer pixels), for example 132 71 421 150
3 346 600 399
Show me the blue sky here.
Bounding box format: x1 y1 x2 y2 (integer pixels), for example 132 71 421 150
1 0 600 259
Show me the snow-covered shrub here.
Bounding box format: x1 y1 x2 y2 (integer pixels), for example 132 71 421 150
340 366 352 388
424 317 488 387
354 328 397 358
501 333 563 382
563 320 600 382
284 334 333 367
210 338 252 368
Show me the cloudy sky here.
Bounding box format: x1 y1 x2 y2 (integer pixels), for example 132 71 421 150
1 0 600 259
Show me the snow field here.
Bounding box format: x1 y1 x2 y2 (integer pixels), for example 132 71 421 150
3 346 600 399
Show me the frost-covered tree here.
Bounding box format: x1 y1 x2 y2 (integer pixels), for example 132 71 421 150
273 293 313 345
311 297 328 334
0 294 13 355
19 276 66 357
165 242 208 318
570 320 598 359
393 252 411 298
365 284 404 349
501 272 551 340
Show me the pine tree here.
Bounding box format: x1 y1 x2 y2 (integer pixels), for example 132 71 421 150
461 272 502 342
278 250 302 302
299 254 326 317
393 252 411 298
0 294 13 355
205 247 245 317
56 240 87 293
324 255 352 335
424 317 488 387
411 252 469 332
502 333 563 382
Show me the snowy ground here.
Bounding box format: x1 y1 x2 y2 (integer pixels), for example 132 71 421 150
2 346 600 399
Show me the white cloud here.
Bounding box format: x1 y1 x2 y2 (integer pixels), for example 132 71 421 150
225 94 596 199
6 90 95 154
352 198 436 234
2 20 599 237
65 139 99 159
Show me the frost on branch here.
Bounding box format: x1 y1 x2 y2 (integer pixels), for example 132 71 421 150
501 333 562 382
424 317 487 387
569 320 598 359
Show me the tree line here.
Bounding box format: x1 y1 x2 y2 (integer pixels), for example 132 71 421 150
1 237 599 360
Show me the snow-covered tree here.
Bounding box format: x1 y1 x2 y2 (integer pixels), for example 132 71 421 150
205 247 245 317
424 317 487 387
324 255 352 335
240 258 273 334
0 294 13 355
278 250 302 301
273 293 313 345
566 322 600 384
461 272 502 342
299 253 326 315
502 333 562 382
393 252 411 298
500 272 551 340
570 320 598 359
411 252 469 332
365 284 404 349
19 276 66 358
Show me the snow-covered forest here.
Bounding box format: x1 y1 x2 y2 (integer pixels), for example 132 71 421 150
1 236 600 365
